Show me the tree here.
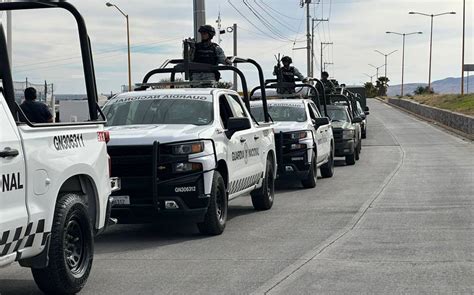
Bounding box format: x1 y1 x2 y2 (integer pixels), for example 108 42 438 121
364 82 377 98
375 76 390 96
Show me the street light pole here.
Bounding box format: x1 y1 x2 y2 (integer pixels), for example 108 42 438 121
386 31 423 96
106 2 132 91
369 63 384 79
364 73 376 84
375 49 398 78
409 11 456 91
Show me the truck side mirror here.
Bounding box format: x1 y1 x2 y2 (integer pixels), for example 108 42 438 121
352 117 363 124
364 106 370 112
313 117 330 128
226 117 251 137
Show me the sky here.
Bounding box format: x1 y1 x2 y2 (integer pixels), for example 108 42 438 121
0 0 472 94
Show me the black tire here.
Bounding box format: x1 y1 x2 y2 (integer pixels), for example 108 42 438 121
320 145 334 178
302 151 318 188
345 150 356 165
355 141 360 161
197 171 227 235
362 130 367 139
32 193 93 295
251 159 275 210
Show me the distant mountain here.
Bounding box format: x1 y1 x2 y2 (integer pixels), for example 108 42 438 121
387 75 474 96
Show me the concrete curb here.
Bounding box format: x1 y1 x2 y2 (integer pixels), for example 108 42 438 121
377 97 474 141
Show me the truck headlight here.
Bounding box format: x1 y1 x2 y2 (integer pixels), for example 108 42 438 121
342 130 354 140
173 162 202 173
290 131 308 140
171 142 204 155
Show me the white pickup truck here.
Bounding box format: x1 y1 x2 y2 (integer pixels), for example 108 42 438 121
0 2 118 294
104 88 276 235
251 99 335 188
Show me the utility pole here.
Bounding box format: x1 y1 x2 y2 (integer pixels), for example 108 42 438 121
461 0 466 94
193 0 206 42
320 42 333 75
233 23 238 91
312 18 329 78
306 0 312 77
323 62 333 72
216 11 222 44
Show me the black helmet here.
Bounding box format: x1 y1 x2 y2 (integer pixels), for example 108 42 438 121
198 25 216 37
281 56 292 64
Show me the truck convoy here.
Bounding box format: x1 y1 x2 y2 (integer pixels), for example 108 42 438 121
0 2 119 294
1 2 373 294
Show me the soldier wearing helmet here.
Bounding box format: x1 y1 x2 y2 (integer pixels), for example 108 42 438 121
191 25 231 82
273 56 306 94
318 71 336 95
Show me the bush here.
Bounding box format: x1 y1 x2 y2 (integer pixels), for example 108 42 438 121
414 86 435 95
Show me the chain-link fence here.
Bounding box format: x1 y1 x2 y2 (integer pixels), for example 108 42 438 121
13 80 53 104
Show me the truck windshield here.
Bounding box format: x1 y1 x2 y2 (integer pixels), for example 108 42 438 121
252 104 306 122
103 96 213 126
327 108 350 122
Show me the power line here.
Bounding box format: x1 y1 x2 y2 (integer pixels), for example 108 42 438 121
243 0 295 41
227 0 292 42
259 0 303 20
253 0 300 33
13 37 182 74
237 25 304 42
14 37 182 69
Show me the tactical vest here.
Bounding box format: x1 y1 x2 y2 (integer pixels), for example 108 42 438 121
280 66 296 83
193 42 219 65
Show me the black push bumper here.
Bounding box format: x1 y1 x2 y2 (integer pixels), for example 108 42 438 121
334 139 355 157
275 132 312 180
108 141 216 224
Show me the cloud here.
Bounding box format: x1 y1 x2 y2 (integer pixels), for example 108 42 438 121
3 0 472 94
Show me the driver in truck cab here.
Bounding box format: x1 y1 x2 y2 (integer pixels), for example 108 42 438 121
19 87 53 123
191 25 231 82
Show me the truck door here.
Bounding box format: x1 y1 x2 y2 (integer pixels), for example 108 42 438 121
308 103 329 164
220 94 260 197
0 97 28 260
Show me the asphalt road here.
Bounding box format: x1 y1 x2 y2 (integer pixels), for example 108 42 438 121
1 99 473 294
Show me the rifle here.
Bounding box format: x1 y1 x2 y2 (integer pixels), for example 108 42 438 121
274 53 283 83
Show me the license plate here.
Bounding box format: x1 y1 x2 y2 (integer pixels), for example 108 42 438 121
111 195 130 206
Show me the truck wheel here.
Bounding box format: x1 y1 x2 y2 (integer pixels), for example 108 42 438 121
346 150 356 165
302 151 317 188
320 146 334 178
355 141 360 161
197 171 227 235
32 193 93 295
251 159 275 210
362 130 367 139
